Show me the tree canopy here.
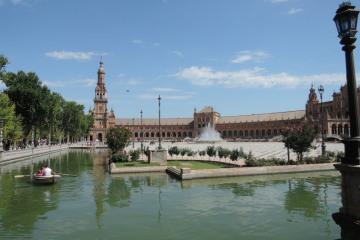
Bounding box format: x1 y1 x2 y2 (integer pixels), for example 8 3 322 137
0 54 93 148
282 123 318 162
106 127 132 154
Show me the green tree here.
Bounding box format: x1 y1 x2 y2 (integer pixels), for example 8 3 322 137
0 93 23 149
2 71 47 137
206 146 216 159
282 123 318 162
0 55 8 72
106 127 131 154
230 149 240 161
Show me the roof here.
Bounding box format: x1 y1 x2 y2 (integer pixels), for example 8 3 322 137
217 110 305 123
116 117 194 126
199 106 215 113
116 110 305 126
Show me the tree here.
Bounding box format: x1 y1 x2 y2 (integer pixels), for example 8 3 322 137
2 71 46 137
206 146 216 159
282 123 318 162
230 149 240 161
106 127 131 154
0 55 8 72
0 93 23 149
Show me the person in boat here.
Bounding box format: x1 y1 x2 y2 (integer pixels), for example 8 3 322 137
36 166 45 176
43 164 52 176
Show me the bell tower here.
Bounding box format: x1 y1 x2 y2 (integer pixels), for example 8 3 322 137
90 61 109 143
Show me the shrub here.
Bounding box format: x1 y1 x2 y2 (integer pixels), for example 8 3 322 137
336 151 344 162
230 149 240 161
168 146 180 156
111 153 129 163
129 150 140 162
206 146 216 157
199 150 206 156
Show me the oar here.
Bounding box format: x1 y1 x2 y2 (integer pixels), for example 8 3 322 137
14 175 31 178
59 173 77 177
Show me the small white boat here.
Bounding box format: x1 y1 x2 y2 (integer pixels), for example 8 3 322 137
32 175 61 185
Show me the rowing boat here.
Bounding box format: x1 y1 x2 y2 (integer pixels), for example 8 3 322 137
32 175 61 185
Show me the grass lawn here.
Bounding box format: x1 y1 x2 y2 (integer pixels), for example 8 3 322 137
168 160 226 169
115 162 161 168
115 160 226 169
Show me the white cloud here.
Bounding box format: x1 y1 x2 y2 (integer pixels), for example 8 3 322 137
231 51 268 64
172 50 184 57
152 87 179 92
132 39 143 44
45 51 106 60
175 66 345 89
288 8 304 15
43 78 96 88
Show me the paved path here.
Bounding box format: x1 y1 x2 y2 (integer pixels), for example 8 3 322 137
0 145 69 165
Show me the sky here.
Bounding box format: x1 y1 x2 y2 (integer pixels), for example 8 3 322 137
1 0 359 118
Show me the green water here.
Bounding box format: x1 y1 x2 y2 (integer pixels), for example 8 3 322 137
0 151 341 239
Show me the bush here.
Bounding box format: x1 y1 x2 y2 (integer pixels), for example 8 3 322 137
129 150 140 162
111 153 129 163
199 150 206 156
186 150 194 156
206 146 216 157
168 146 180 156
230 149 240 161
336 151 344 162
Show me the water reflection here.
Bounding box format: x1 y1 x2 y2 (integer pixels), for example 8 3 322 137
0 151 342 240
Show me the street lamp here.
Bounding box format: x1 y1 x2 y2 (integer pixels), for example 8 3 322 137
0 118 5 160
140 109 143 152
158 95 162 150
132 118 135 149
334 1 360 165
333 3 360 237
318 85 326 155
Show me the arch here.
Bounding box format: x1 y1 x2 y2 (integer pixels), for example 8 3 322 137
228 130 232 137
234 131 237 137
173 132 176 137
245 130 248 137
167 132 171 138
273 129 278 135
151 132 155 138
188 132 192 138
178 132 182 138
344 124 349 136
146 132 150 138
97 133 103 142
332 124 337 135
162 132 165 137
267 129 272 136
135 132 138 138
239 131 243 137
250 130 254 137
90 135 93 141
262 129 266 137
256 130 259 137
338 124 343 135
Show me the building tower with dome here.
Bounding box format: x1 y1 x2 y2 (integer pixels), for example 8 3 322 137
89 61 115 143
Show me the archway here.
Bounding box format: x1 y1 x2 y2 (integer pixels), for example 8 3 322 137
98 133 103 142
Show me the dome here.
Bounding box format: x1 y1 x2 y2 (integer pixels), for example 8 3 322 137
98 61 105 74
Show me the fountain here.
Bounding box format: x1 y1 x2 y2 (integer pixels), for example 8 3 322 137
196 123 223 143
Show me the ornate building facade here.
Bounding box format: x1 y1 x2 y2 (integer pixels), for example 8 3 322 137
305 84 354 138
89 62 353 143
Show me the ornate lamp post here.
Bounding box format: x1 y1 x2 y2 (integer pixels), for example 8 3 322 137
132 118 135 149
0 118 5 161
334 2 360 165
332 2 360 238
158 95 162 150
318 85 326 155
140 109 143 152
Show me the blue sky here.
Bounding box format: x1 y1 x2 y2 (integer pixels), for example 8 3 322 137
0 0 359 118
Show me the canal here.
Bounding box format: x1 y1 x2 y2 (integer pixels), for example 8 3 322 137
0 150 341 239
